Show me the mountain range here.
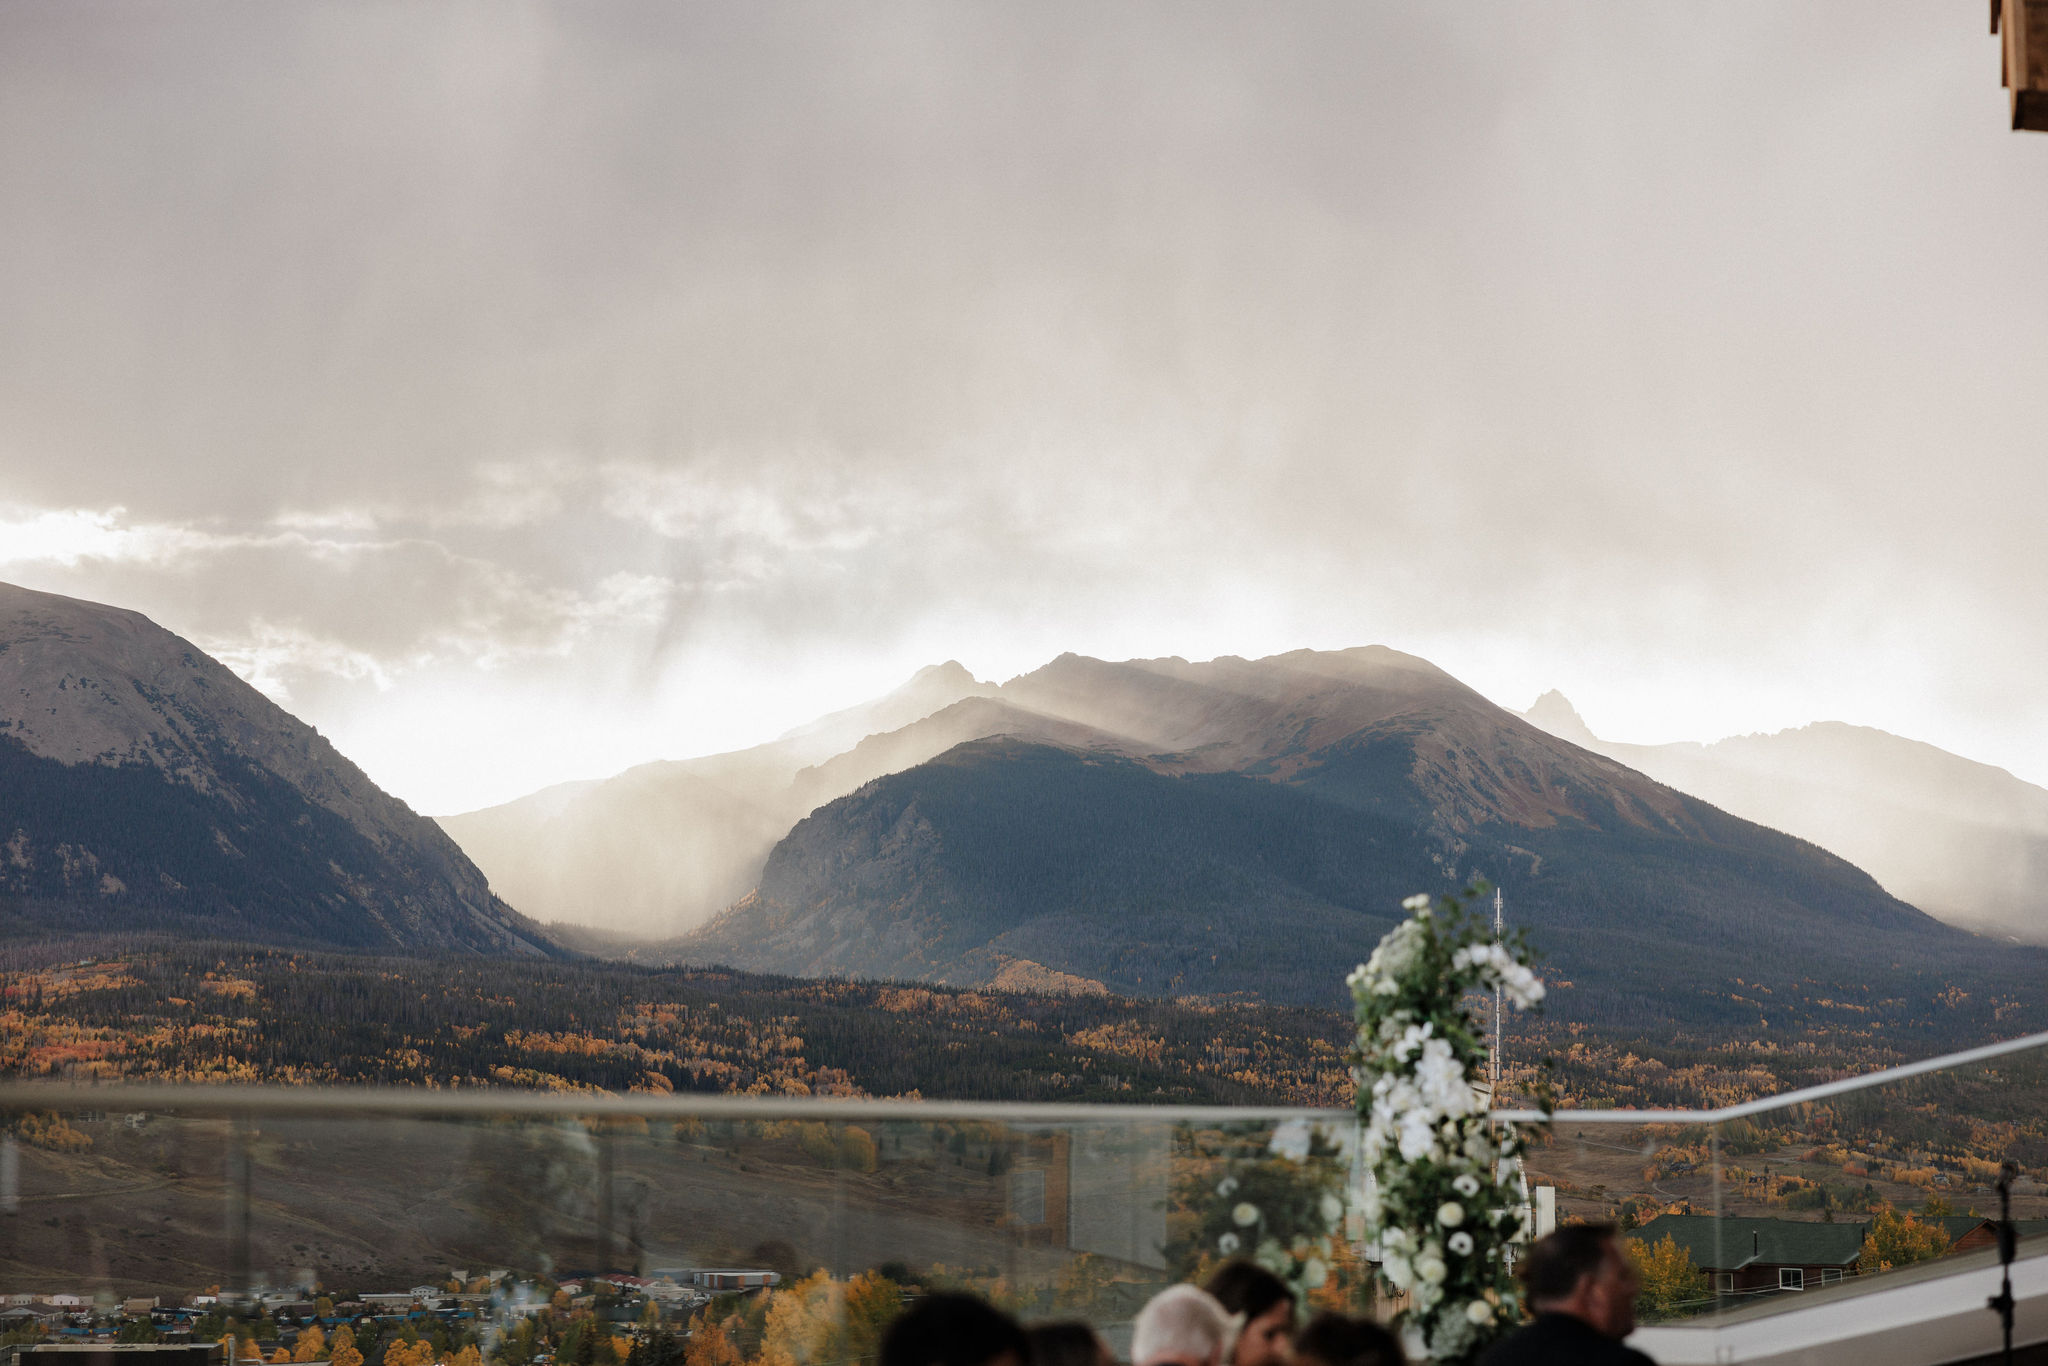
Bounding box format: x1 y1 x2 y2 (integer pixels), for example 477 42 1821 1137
0 582 556 955
1521 691 2048 945
671 647 2041 1019
9 578 2045 1041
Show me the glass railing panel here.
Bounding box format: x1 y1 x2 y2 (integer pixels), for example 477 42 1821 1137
0 1097 1366 1361
9 1037 2042 1352
0 1103 236 1316
1512 1120 1707 1322
1681 1039 2048 1319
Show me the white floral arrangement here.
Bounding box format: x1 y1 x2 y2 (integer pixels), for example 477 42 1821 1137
1349 884 1547 1362
1174 1118 1351 1303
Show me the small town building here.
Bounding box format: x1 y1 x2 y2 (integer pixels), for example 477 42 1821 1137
1927 1215 1999 1255
1630 1214 1864 1294
649 1270 780 1293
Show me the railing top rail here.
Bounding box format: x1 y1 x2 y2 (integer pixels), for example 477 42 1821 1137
0 1029 2040 1126
0 1080 1355 1125
1490 1025 2048 1125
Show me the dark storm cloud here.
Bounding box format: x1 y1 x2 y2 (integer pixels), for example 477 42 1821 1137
3 2 2045 807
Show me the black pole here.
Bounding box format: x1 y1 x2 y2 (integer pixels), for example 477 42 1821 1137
1988 1160 2017 1366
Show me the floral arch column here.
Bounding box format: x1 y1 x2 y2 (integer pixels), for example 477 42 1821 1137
1350 885 1547 1363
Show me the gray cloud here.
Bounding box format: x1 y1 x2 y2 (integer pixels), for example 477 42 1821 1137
3 1 2045 810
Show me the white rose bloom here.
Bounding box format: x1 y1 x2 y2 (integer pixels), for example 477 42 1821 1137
1414 1040 1473 1117
1447 1231 1474 1256
1417 1255 1447 1285
1397 1110 1439 1163
1465 1300 1495 1327
1393 1021 1433 1062
1302 1258 1328 1289
1233 1202 1261 1227
1437 1201 1465 1228
1382 1253 1413 1290
1269 1119 1312 1162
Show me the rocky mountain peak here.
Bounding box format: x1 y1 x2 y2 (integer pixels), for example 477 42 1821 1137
1523 689 1599 746
0 580 556 955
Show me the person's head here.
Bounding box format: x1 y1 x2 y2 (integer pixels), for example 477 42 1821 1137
1292 1313 1404 1366
1026 1322 1113 1366
880 1293 1030 1366
1518 1224 1639 1340
1201 1262 1296 1366
1131 1285 1234 1366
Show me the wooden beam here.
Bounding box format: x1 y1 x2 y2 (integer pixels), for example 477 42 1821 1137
1997 0 2048 131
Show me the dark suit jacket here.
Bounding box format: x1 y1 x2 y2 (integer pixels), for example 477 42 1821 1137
1474 1313 1656 1366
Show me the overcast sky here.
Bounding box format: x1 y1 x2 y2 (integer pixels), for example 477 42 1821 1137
4 2 2046 814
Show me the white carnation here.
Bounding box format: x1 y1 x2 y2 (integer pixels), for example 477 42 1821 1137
1437 1201 1465 1228
1447 1231 1474 1256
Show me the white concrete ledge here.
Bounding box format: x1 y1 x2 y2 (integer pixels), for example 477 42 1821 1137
1631 1239 2048 1366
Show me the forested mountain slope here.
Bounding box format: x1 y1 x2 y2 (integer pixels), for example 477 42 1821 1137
683 650 2045 1025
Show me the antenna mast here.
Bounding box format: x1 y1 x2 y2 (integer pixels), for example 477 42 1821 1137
1491 886 1504 1099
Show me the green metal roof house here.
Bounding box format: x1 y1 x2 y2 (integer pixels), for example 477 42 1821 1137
1629 1214 1866 1296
